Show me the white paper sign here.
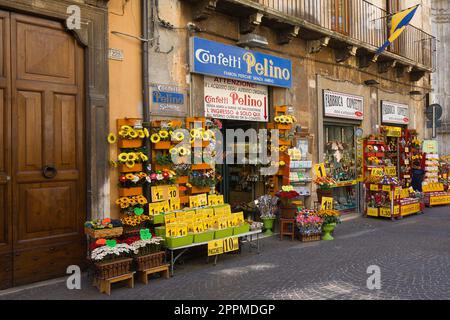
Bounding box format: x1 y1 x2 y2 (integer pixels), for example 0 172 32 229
323 90 364 120
381 101 410 125
204 76 268 122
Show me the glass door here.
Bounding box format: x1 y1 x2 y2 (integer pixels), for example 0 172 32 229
331 0 350 35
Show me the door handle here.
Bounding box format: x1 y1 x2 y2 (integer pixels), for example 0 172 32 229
42 166 58 179
0 176 10 182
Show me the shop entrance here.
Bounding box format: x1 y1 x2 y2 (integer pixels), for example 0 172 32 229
218 120 265 212
0 12 86 288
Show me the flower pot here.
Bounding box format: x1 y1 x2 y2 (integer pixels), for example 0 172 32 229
134 251 165 271
176 176 189 184
191 186 211 194
166 234 194 248
118 186 143 197
119 163 143 173
155 226 166 237
154 141 171 150
262 217 276 236
194 230 215 243
233 224 250 235
119 139 143 149
94 257 133 280
214 228 233 239
322 223 336 241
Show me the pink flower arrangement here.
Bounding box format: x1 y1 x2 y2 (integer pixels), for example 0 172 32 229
296 209 323 235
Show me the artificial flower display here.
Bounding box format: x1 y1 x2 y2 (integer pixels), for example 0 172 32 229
296 210 323 235
120 213 150 227
119 172 148 187
117 151 149 168
115 195 148 209
146 169 176 185
84 218 122 230
90 243 135 262
189 170 216 188
274 115 297 124
317 209 341 225
118 125 150 140
130 237 164 256
255 195 278 219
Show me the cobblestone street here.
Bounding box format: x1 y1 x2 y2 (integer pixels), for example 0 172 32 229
1 207 450 300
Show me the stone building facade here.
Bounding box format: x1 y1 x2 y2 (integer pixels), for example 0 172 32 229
431 0 450 155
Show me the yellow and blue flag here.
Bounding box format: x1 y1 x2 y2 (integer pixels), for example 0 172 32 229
376 4 420 55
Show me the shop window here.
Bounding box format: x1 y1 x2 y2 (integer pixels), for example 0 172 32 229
324 125 356 182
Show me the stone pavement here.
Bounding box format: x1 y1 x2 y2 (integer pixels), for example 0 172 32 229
1 206 450 300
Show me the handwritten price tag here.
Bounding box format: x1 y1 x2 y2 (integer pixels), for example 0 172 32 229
321 197 334 210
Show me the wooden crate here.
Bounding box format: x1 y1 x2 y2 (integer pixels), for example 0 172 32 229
298 233 321 242
119 139 143 149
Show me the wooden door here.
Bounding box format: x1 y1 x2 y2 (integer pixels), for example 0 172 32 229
0 12 86 288
0 10 12 290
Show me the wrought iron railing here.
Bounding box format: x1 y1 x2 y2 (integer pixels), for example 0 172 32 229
251 0 435 69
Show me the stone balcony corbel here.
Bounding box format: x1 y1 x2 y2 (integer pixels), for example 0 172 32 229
277 25 300 45
307 36 330 54
239 12 264 34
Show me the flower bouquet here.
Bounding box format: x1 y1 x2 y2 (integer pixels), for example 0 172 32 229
276 186 300 218
146 169 177 185
296 209 323 242
255 195 278 236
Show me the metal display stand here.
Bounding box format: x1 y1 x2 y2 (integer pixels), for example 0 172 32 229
167 230 262 276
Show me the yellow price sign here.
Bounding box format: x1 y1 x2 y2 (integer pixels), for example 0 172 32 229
170 198 181 211
164 213 176 224
233 212 245 225
197 193 208 206
382 185 391 192
216 195 224 205
217 217 229 229
370 168 384 177
165 223 177 237
151 186 168 202
175 223 188 237
148 202 161 215
321 197 334 210
370 184 380 191
193 221 205 234
208 237 239 256
314 163 326 178
385 166 397 176
208 195 218 206
168 185 179 199
189 195 199 208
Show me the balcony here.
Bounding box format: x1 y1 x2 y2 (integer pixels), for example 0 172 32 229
191 0 435 72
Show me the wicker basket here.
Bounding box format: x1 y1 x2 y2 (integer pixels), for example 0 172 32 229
84 227 123 239
95 257 133 280
298 233 321 242
134 251 166 271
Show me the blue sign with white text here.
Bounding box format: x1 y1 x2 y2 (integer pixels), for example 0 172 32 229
190 37 292 88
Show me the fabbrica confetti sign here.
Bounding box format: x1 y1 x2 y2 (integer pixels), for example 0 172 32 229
323 90 364 120
190 37 292 88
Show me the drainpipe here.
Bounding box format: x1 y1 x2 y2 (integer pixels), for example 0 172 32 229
142 0 151 200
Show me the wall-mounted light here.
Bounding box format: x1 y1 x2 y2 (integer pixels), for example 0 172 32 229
409 90 422 96
237 33 268 48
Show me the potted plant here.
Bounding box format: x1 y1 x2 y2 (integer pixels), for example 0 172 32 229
296 209 323 242
130 231 165 271
318 209 341 241
255 195 278 236
90 240 135 279
276 186 300 218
